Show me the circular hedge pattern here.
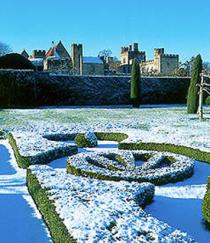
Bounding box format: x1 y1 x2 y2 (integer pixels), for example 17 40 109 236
67 150 194 185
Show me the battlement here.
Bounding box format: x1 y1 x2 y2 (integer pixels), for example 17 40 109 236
121 43 139 53
71 43 83 50
161 54 179 58
32 50 46 58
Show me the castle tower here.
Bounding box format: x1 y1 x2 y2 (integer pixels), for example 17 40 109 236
154 48 164 58
71 44 83 75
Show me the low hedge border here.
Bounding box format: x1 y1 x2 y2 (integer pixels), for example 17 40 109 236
203 177 210 226
95 132 128 142
9 133 31 168
44 132 128 143
43 133 77 141
67 151 194 186
9 133 78 169
119 142 210 164
27 169 76 243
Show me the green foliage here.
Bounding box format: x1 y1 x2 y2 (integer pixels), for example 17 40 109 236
75 133 97 148
9 133 78 168
95 132 128 142
0 53 35 70
0 130 7 139
187 54 203 113
130 58 141 108
205 96 210 105
27 170 76 243
203 177 210 225
9 133 31 168
119 142 210 164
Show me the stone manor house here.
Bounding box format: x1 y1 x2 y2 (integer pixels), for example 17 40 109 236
21 41 179 76
21 41 104 75
120 43 179 75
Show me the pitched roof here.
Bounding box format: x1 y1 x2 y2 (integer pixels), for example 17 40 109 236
45 41 70 59
83 56 103 64
21 50 29 59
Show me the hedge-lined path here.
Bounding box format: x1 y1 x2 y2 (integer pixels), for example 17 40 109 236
145 160 210 242
0 140 51 243
49 139 210 242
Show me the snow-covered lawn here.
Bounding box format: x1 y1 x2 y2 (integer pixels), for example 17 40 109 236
1 105 210 242
2 105 210 153
0 140 51 243
145 160 210 242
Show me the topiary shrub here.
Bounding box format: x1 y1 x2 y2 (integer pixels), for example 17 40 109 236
203 177 210 226
130 58 141 108
205 96 210 105
187 54 203 114
75 132 98 147
0 53 35 70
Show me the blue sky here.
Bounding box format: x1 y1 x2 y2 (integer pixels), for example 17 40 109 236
1 0 210 61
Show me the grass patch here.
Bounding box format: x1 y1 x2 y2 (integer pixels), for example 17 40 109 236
27 169 76 243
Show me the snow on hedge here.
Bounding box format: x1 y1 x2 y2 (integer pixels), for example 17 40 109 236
67 150 194 185
11 132 77 164
29 165 194 242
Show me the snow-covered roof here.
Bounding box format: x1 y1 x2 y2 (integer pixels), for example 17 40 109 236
29 58 43 66
83 56 103 64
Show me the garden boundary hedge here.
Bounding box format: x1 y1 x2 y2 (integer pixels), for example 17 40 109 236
0 70 190 107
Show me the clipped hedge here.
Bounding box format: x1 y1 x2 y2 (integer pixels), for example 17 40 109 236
75 133 97 148
27 169 76 243
203 177 210 225
119 142 210 164
43 133 77 141
9 133 78 168
67 151 194 185
9 133 31 168
95 132 128 142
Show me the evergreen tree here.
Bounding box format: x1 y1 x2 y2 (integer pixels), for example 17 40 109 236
187 54 203 113
130 58 141 108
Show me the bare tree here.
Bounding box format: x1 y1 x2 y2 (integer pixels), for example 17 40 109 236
0 41 12 57
98 49 112 60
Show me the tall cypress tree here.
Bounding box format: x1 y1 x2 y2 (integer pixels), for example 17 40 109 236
187 54 203 113
130 58 141 108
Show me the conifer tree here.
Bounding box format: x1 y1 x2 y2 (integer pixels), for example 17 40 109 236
187 54 203 114
130 58 141 108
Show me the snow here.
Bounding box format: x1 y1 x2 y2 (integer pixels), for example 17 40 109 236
1 106 210 241
68 150 194 184
83 56 103 64
30 164 194 242
145 161 210 242
0 140 51 243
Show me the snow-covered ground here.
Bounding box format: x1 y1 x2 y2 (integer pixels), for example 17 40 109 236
145 160 210 243
1 106 210 242
0 140 51 243
3 105 210 153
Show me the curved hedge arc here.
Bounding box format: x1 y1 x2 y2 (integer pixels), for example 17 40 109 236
9 133 78 169
67 151 194 185
119 142 210 164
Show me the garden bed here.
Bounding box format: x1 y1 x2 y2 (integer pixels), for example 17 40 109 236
27 165 194 242
67 150 194 185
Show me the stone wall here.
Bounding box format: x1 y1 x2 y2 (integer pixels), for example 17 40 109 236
0 70 190 107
